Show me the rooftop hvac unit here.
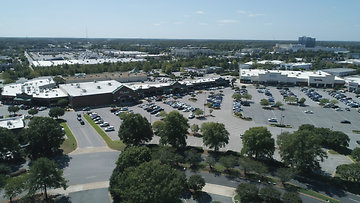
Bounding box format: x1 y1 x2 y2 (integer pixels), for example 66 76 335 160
82 89 87 92
97 86 101 89
108 83 112 86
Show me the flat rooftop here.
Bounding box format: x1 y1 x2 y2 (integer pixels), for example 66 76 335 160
63 71 147 82
31 58 145 67
59 80 125 97
0 116 25 130
322 68 356 73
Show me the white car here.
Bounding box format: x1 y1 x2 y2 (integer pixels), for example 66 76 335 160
100 122 109 127
268 118 277 122
304 110 313 114
188 114 195 119
105 126 115 132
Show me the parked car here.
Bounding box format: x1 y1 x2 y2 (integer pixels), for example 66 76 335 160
188 114 195 119
82 107 91 111
79 120 85 125
357 140 360 145
105 126 115 132
304 110 313 114
268 118 278 122
100 122 109 127
340 120 351 124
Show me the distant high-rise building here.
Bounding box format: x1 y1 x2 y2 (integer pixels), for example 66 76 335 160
298 36 316 48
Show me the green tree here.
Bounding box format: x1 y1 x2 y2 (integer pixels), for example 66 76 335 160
241 127 275 159
277 131 327 171
28 108 38 116
219 155 237 171
282 192 302 203
48 107 65 119
201 122 229 151
260 99 271 106
193 109 204 116
242 93 252 101
232 93 242 101
57 98 68 107
53 76 65 84
299 97 306 104
0 127 20 160
185 149 201 167
190 124 200 135
330 99 338 105
118 113 153 146
319 98 330 106
110 161 186 203
285 96 298 104
7 106 19 116
0 164 10 190
205 156 216 170
275 168 296 184
352 148 360 162
336 163 360 182
152 120 164 135
24 117 65 158
274 101 283 108
236 183 259 202
27 157 67 200
188 175 205 192
151 146 184 166
238 157 268 176
259 186 281 202
3 175 28 203
158 111 189 148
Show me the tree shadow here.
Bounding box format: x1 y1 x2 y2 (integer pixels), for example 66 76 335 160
53 194 71 203
53 153 71 169
192 192 212 203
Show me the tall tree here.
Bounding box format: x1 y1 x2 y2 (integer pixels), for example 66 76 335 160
151 146 184 166
241 127 275 159
7 106 19 116
118 113 153 146
188 175 205 192
24 117 65 158
336 163 360 182
236 183 259 202
28 108 38 116
259 186 281 202
201 122 229 151
277 131 326 171
158 111 189 148
219 155 237 171
282 192 302 203
48 107 65 119
0 127 20 160
27 158 67 200
352 148 360 162
110 161 186 202
3 175 27 203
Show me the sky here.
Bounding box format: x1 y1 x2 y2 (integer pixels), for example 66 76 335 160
1 0 360 41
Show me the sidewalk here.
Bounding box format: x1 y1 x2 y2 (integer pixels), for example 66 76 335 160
202 183 236 197
70 146 116 155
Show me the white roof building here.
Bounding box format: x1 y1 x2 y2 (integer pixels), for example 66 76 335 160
0 116 25 130
1 77 67 99
59 80 131 97
240 69 344 87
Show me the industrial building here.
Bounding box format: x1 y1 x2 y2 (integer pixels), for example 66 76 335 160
239 69 345 87
298 36 316 48
63 71 147 84
280 62 312 70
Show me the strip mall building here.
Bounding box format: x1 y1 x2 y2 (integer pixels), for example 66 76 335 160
1 77 229 108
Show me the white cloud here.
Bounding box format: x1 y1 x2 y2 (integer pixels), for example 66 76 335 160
195 10 205 15
237 10 265 17
216 19 238 24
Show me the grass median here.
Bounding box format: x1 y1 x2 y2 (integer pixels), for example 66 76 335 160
60 122 77 154
286 183 340 203
84 114 125 151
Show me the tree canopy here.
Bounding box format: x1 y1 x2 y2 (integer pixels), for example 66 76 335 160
277 130 326 171
28 108 38 116
259 186 281 202
201 122 229 151
241 127 274 159
236 183 259 202
7 106 19 115
336 163 360 182
0 127 20 160
110 160 186 203
48 107 65 119
27 157 67 200
24 117 65 158
187 175 205 192
118 113 153 146
282 192 302 203
352 148 360 162
158 111 189 148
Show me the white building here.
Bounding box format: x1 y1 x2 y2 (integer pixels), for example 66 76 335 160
280 62 312 70
239 69 344 87
344 76 360 92
0 116 25 130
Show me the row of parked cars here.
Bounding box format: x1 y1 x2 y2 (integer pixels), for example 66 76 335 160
139 103 164 116
87 112 114 131
327 90 360 108
207 94 223 109
302 88 323 102
163 100 198 119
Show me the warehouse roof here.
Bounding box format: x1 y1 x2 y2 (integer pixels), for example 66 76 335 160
59 80 129 96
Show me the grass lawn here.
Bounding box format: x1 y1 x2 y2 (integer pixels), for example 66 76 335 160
347 155 357 163
84 114 125 151
286 183 340 203
352 130 360 134
234 194 241 203
60 122 77 154
328 150 340 155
